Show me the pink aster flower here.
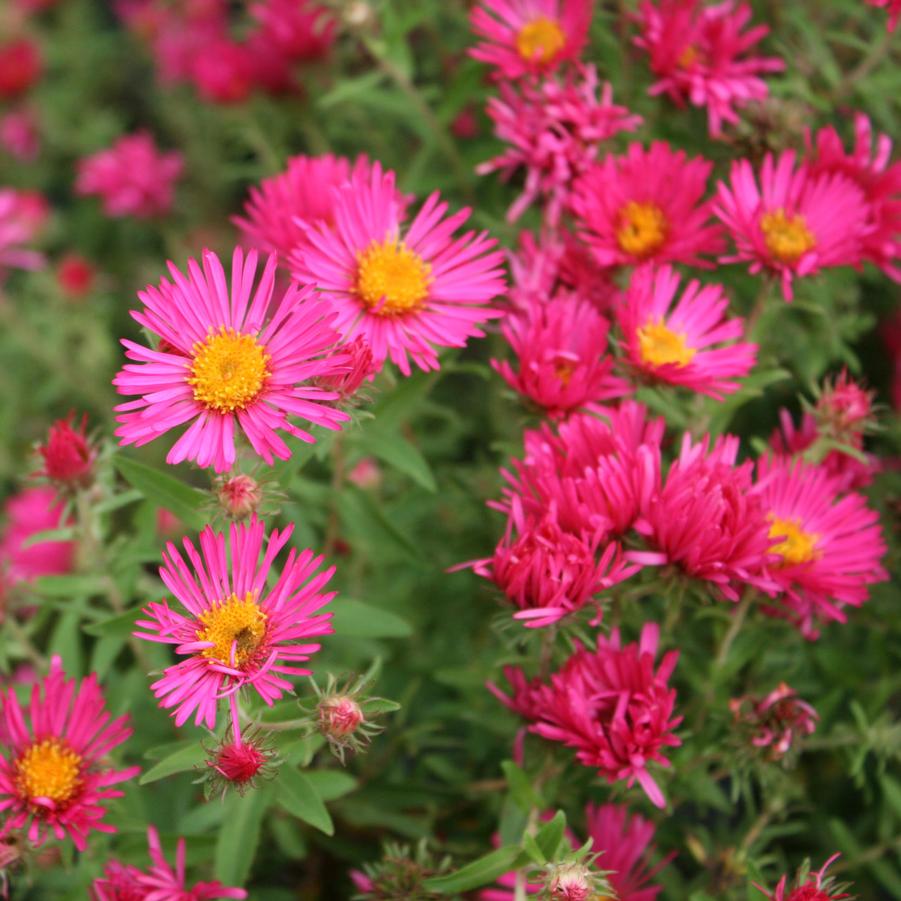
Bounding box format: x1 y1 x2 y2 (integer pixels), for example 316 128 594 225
634 0 784 137
464 497 639 628
134 517 336 729
632 434 775 601
478 64 642 224
0 187 46 277
618 264 757 398
0 108 40 161
91 825 247 900
806 112 901 282
191 37 255 104
0 487 74 587
249 0 335 62
0 656 139 851
497 402 664 538
76 133 183 219
233 153 375 264
493 293 627 417
715 150 870 300
755 854 851 901
291 163 506 375
113 248 350 473
729 682 818 759
492 623 681 807
572 142 724 270
469 0 592 79
866 0 901 31
753 456 887 638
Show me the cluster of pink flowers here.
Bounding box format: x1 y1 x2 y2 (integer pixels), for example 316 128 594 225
116 0 334 103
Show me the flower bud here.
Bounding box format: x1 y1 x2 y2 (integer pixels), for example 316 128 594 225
35 414 95 489
816 370 874 438
0 39 42 99
217 474 262 520
56 254 96 299
547 862 593 901
320 695 365 738
203 730 276 799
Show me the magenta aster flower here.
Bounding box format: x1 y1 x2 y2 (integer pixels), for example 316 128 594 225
634 0 784 137
755 854 851 901
75 132 183 219
291 163 506 375
572 142 724 270
249 0 335 62
715 150 871 300
0 187 46 278
233 153 375 264
632 434 776 601
0 487 74 587
478 65 641 224
753 456 887 638
91 825 248 900
806 112 901 282
493 293 626 417
730 682 818 760
493 623 681 808
134 517 336 729
866 0 901 30
0 657 139 850
469 0 593 79
113 248 350 473
618 264 757 398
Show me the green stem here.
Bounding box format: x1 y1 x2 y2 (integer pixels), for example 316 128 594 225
714 589 754 671
5 616 47 669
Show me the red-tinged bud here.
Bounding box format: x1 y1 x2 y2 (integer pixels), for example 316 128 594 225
56 254 96 299
348 458 381 490
217 474 262 520
451 107 479 140
317 336 376 402
320 696 365 738
213 740 268 785
816 370 874 437
34 413 95 489
547 863 593 901
0 40 42 99
203 729 276 799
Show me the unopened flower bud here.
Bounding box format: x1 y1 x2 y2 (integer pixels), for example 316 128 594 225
816 370 874 437
320 695 365 738
203 731 276 799
34 413 95 489
547 862 593 901
217 474 262 520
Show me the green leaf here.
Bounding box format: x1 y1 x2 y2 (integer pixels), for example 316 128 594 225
358 429 436 492
276 767 334 835
331 599 412 639
534 811 567 860
113 455 207 529
140 741 206 785
34 574 107 598
215 785 273 886
424 846 526 894
304 770 358 802
83 605 143 638
501 760 543 811
338 486 424 563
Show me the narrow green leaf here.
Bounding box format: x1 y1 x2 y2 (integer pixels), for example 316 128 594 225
114 455 207 529
304 770 358 802
331 599 412 639
276 767 334 835
359 429 436 492
424 847 526 894
83 605 143 638
215 785 273 886
534 811 567 860
140 742 206 785
34 574 107 598
501 760 543 811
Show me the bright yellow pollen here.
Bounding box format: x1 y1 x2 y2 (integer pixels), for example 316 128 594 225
355 239 431 316
637 318 696 368
515 16 566 64
197 592 268 668
768 515 820 565
15 739 82 806
616 201 669 258
677 44 700 67
760 209 816 264
189 327 270 414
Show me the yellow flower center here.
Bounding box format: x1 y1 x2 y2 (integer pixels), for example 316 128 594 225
15 739 82 806
189 327 270 414
355 239 432 316
554 358 576 386
637 318 696 367
197 592 268 668
677 44 699 67
768 515 819 565
616 201 669 258
515 16 566 64
760 209 816 264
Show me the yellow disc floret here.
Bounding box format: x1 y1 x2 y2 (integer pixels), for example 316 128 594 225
768 515 819 565
760 209 816 264
637 318 696 368
16 739 82 806
189 327 270 414
355 238 431 316
616 201 669 258
515 16 566 64
197 592 268 668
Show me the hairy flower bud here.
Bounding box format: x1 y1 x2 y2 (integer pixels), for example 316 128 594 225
217 474 263 520
34 414 95 489
320 695 365 738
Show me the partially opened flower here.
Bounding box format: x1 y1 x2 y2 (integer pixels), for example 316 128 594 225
114 248 350 473
618 265 757 398
291 163 506 375
754 853 852 901
91 825 247 900
715 150 870 299
730 682 818 760
75 132 183 219
134 517 336 729
493 623 681 807
634 0 784 137
469 0 592 79
478 65 641 224
572 142 724 270
753 456 887 637
0 657 139 850
806 113 901 282
493 293 626 417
